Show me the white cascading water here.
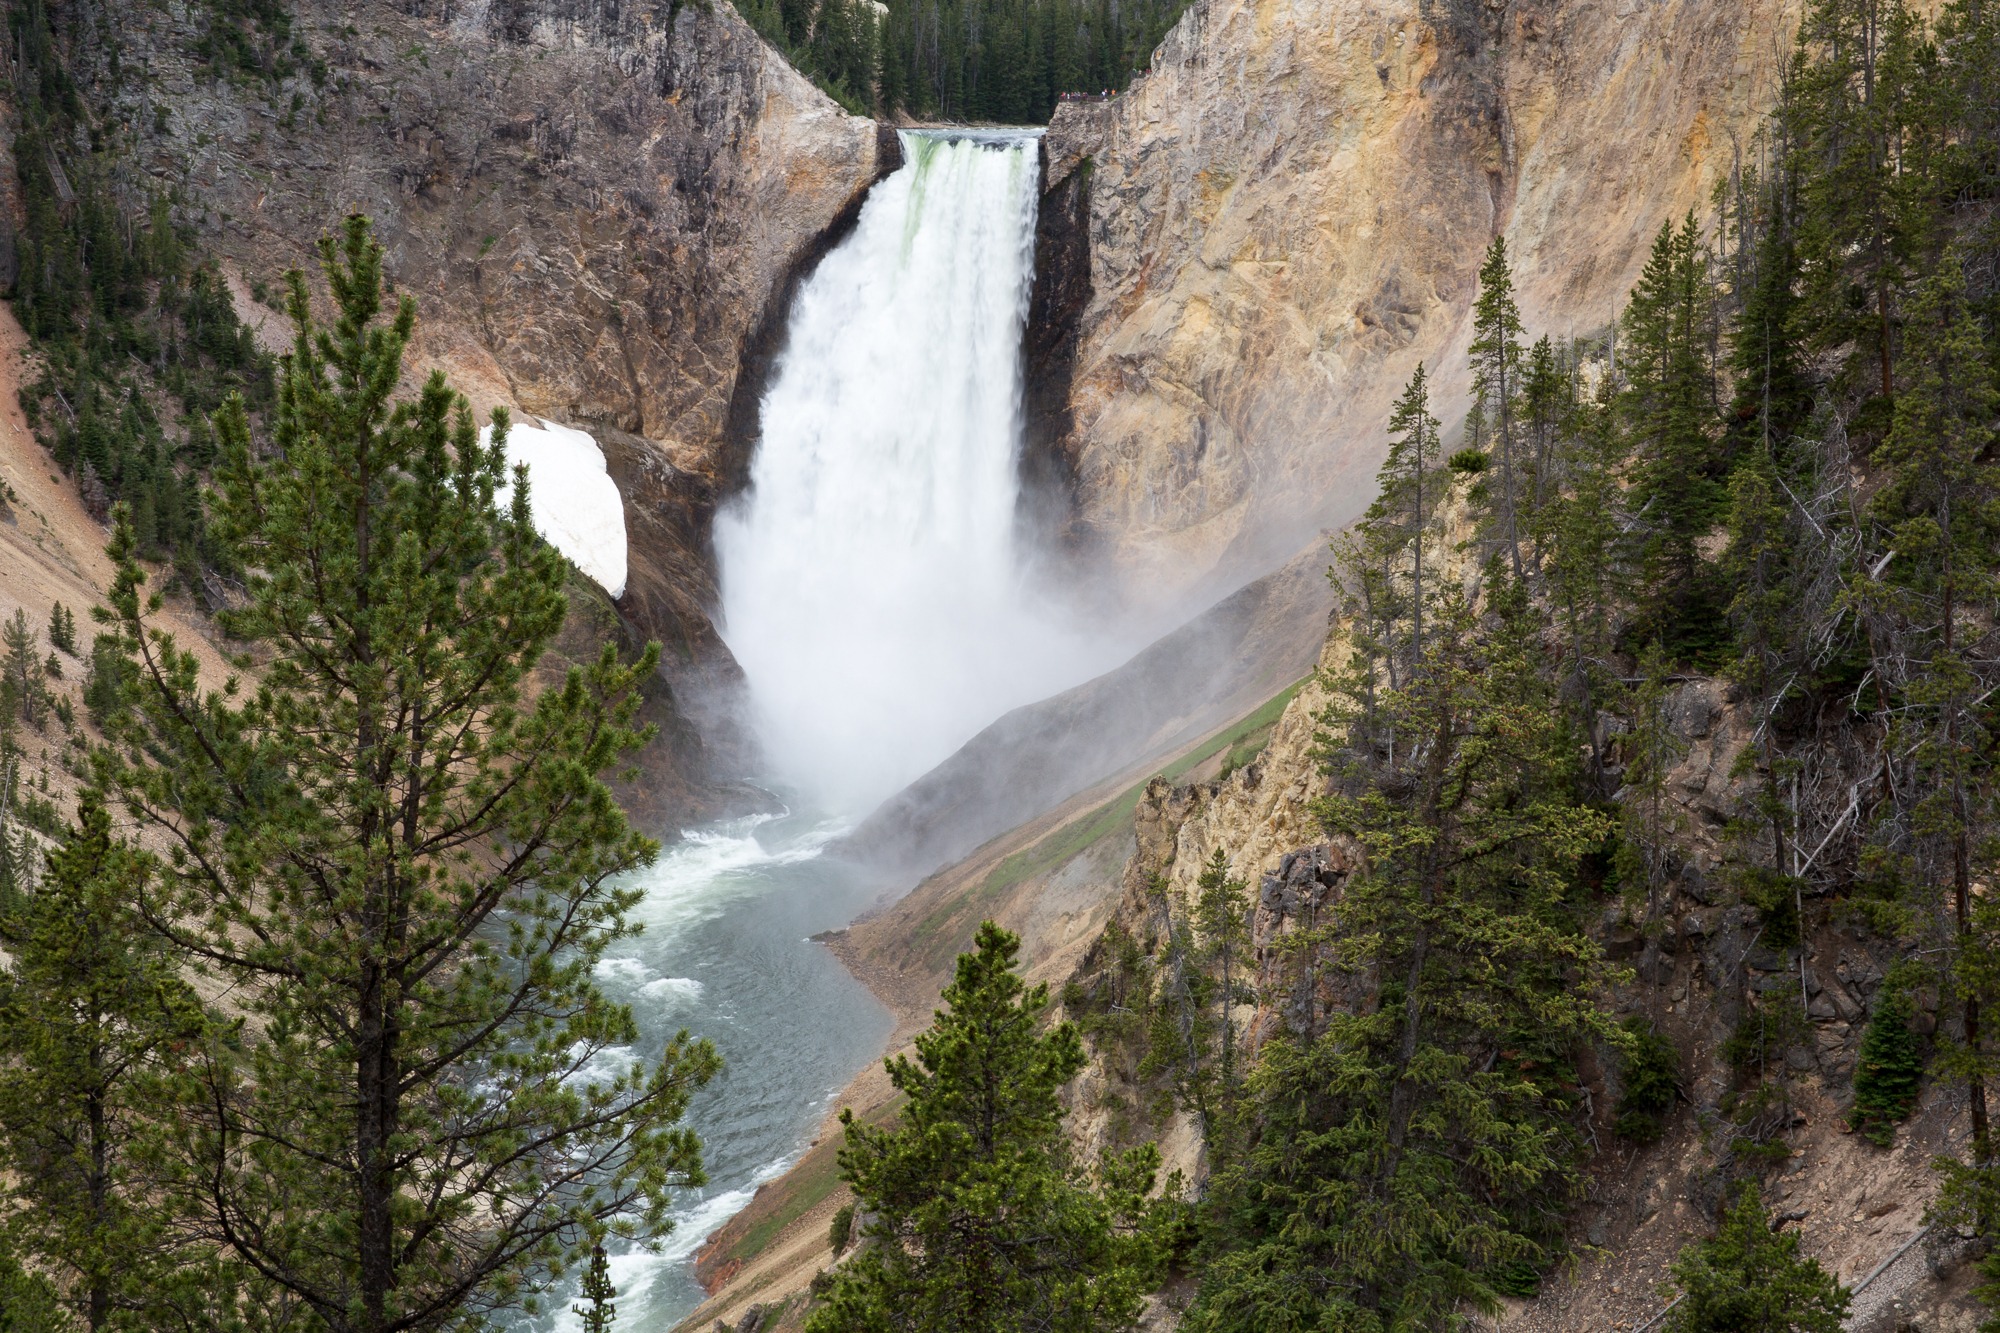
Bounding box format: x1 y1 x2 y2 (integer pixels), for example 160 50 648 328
716 130 1120 814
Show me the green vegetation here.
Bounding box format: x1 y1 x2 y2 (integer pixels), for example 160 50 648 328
0 219 719 1331
1664 1185 1849 1333
1214 725 1271 780
809 922 1172 1333
45 606 76 659
911 678 1306 961
1189 570 1618 1330
1061 919 1153 1064
576 1244 616 1333
714 1096 906 1273
1621 215 1730 661
96 217 718 1329
1469 238 1529 580
8 0 274 582
976 788 1140 905
873 0 1194 121
0 1254 64 1332
1190 848 1252 1108
1063 1 2000 1322
733 0 1194 122
980 678 1306 901
189 0 306 84
731 1144 847 1264
1616 1016 1683 1144
0 796 208 1331
0 613 46 731
1851 983 1924 1146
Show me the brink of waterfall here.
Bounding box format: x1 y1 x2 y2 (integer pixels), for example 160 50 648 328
715 129 1124 815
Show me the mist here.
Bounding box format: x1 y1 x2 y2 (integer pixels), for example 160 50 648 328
714 130 1138 816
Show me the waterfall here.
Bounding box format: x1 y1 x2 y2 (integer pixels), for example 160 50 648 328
715 130 1119 814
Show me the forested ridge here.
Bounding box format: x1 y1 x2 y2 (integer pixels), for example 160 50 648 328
9 0 278 585
735 0 1188 121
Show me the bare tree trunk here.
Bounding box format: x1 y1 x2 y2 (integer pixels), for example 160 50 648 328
1943 566 1990 1163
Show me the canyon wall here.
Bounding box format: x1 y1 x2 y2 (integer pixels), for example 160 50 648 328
89 0 889 808
1041 0 1798 606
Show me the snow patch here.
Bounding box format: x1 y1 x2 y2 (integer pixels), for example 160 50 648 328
484 417 628 599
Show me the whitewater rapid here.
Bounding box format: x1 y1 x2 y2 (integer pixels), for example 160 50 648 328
715 129 1122 814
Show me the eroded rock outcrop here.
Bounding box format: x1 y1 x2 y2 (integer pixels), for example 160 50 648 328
1042 0 1792 607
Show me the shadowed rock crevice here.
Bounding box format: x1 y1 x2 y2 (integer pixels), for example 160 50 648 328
1017 135 1096 562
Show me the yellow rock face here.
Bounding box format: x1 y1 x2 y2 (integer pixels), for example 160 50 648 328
1047 0 1795 610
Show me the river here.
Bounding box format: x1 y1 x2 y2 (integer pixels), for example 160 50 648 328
537 807 891 1331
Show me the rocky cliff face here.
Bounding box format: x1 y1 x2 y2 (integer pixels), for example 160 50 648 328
94 0 888 806
1038 0 1794 607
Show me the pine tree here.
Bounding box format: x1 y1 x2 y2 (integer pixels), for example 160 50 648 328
1851 984 1924 1146
828 1204 856 1258
92 217 721 1333
1189 576 1618 1331
1621 215 1726 660
575 1243 616 1333
1329 365 1443 766
0 1253 67 1333
1665 1184 1849 1333
1938 0 2000 206
1191 847 1252 1110
1140 871 1219 1135
47 604 76 658
1724 445 1801 879
779 0 814 49
1327 519 1407 762
1469 239 1528 580
0 612 45 730
1618 645 1689 926
1791 0 1921 401
807 921 1167 1333
1725 163 1813 457
0 794 209 1331
1381 362 1439 661
0 717 20 891
80 636 129 728
1521 335 1566 524
1614 1016 1682 1144
1536 385 1627 785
